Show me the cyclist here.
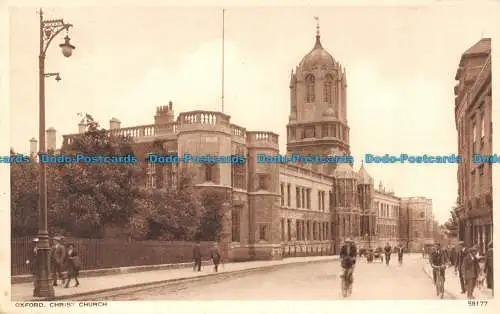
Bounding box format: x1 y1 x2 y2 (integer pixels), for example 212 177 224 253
339 238 357 296
429 242 447 296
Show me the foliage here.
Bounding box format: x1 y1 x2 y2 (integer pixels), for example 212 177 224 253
196 189 226 241
11 113 228 242
442 206 459 238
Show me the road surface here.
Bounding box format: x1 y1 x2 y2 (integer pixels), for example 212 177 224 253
104 254 452 300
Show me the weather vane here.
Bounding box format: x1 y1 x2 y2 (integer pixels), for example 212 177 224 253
314 16 320 36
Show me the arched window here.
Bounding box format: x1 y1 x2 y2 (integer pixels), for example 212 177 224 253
324 74 333 103
305 75 315 102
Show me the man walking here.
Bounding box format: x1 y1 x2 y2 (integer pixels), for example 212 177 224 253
51 236 66 286
455 241 467 294
193 241 202 272
384 243 392 266
484 241 493 294
25 238 40 291
462 246 480 299
211 243 222 272
395 244 404 265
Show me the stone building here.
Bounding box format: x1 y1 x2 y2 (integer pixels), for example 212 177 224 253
373 183 401 248
453 38 493 253
400 197 434 251
51 25 434 260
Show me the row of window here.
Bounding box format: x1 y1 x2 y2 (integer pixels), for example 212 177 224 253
377 224 398 237
374 201 400 218
304 74 338 104
280 182 329 212
282 219 334 242
288 124 347 141
145 163 177 189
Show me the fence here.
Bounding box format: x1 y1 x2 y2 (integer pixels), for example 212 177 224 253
11 237 214 276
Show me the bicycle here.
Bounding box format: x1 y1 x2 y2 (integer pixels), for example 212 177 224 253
340 266 354 297
432 264 447 299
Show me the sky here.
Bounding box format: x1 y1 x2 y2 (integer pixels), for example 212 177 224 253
8 2 500 223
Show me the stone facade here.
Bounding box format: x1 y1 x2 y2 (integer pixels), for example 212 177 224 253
55 26 436 260
400 197 434 252
453 38 493 254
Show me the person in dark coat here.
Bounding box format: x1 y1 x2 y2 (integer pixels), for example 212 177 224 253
395 244 404 265
25 238 40 288
383 243 392 266
462 246 480 299
429 242 447 295
211 243 222 272
193 241 202 272
449 245 457 267
455 241 467 294
484 241 493 293
51 236 66 286
64 243 80 288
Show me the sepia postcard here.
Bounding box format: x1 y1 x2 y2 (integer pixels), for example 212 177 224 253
1 0 499 313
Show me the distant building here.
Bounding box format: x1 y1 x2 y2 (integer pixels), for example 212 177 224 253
453 38 493 253
400 197 434 251
54 25 434 259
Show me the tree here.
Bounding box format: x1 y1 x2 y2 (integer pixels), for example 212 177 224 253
196 189 226 241
442 206 459 238
10 154 39 236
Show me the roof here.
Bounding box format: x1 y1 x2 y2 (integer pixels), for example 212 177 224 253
299 33 335 70
357 162 374 185
456 38 491 79
333 162 357 179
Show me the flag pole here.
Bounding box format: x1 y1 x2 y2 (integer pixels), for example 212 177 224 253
222 8 225 113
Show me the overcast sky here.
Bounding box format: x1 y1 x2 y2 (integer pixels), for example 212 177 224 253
8 2 500 223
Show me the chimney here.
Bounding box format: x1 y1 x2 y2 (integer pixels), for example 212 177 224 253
109 117 121 130
46 127 56 151
78 122 86 134
29 137 38 156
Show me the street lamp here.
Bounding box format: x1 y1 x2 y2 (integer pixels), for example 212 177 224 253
34 8 75 298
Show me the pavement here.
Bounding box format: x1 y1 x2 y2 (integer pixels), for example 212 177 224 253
421 257 493 300
10 256 335 301
101 253 456 300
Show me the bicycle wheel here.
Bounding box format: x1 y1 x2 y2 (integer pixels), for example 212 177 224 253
437 276 444 299
341 274 348 297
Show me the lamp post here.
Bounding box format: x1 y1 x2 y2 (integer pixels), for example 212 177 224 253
35 8 75 298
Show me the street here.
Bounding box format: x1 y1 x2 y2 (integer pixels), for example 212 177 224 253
104 254 452 300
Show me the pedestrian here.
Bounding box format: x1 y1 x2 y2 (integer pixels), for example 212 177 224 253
211 243 222 272
395 243 404 265
384 243 392 266
449 245 457 268
429 242 447 296
51 236 66 286
25 238 40 289
193 241 202 272
64 243 81 288
484 241 493 294
455 241 467 294
462 246 480 299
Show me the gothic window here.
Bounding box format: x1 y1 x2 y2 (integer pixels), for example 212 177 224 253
472 123 477 145
287 219 292 241
296 221 301 240
259 224 268 241
232 207 241 242
481 113 485 140
281 183 285 206
205 164 214 182
258 174 268 190
296 186 301 208
324 74 333 104
281 219 285 242
305 75 315 103
287 184 291 206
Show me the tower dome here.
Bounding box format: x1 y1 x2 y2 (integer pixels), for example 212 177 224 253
299 22 335 70
357 161 374 185
333 162 357 179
